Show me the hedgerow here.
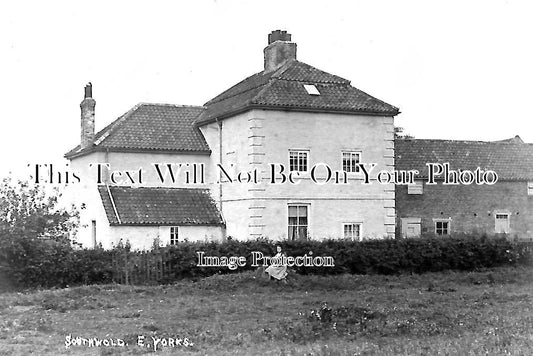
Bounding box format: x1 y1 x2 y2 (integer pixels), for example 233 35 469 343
1 233 531 289
0 233 114 289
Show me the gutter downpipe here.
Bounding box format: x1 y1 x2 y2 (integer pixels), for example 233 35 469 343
216 118 227 240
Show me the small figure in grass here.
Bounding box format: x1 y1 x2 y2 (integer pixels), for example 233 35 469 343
265 245 288 283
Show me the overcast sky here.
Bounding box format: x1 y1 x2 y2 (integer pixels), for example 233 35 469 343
1 0 532 179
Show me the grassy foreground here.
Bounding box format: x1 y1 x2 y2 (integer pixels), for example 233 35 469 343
0 267 532 355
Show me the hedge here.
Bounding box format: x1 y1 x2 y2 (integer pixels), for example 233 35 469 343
0 234 531 289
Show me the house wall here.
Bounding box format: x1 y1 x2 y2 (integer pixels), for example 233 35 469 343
107 225 224 250
200 109 396 240
259 199 390 240
257 110 395 239
71 108 396 245
68 151 109 248
199 112 256 239
396 180 533 238
69 151 222 249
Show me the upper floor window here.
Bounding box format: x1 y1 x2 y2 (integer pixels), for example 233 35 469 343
343 223 362 240
407 181 423 195
528 182 533 195
342 151 361 173
289 150 309 172
170 226 179 245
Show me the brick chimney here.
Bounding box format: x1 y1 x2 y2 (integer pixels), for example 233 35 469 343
264 30 297 72
80 82 95 149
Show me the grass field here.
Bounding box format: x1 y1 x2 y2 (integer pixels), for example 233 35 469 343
0 266 532 355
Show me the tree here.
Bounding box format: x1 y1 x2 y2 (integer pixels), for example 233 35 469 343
0 176 82 289
0 176 79 241
394 126 414 140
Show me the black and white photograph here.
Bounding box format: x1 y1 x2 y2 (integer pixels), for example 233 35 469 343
1 1 533 355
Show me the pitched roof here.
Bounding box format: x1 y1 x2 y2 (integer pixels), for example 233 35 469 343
195 59 399 125
493 135 524 144
395 138 533 180
98 186 224 226
65 104 210 159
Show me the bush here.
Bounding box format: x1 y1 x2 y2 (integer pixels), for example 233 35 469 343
0 176 89 290
1 234 531 289
109 235 533 284
0 232 114 290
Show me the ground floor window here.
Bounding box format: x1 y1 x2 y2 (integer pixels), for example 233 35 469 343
288 205 308 240
343 223 362 240
401 218 421 238
495 213 510 234
170 226 179 245
434 220 450 235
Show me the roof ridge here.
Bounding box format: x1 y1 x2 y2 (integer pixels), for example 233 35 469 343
274 60 351 84
270 58 298 78
108 185 210 191
204 81 269 106
204 60 300 107
91 103 145 148
207 61 300 106
252 77 278 105
204 71 272 106
65 104 144 156
349 86 399 113
275 78 352 84
137 102 205 109
401 138 528 145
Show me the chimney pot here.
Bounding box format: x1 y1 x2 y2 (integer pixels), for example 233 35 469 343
268 30 291 44
84 82 92 99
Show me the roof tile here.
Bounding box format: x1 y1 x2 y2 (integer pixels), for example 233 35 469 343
196 60 399 125
395 139 533 180
98 186 224 226
65 104 210 158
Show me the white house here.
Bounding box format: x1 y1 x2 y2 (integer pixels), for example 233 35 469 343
65 30 399 249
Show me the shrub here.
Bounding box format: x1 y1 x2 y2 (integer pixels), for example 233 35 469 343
0 233 114 289
108 235 533 284
1 234 531 289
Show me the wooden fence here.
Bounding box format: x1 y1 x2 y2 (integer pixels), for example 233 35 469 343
111 249 176 285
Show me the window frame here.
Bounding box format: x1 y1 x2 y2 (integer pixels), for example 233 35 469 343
303 84 320 96
433 219 451 235
342 151 361 173
91 220 97 248
407 180 423 195
170 226 179 245
288 149 309 173
494 213 510 234
401 217 421 238
288 204 310 240
343 222 362 241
